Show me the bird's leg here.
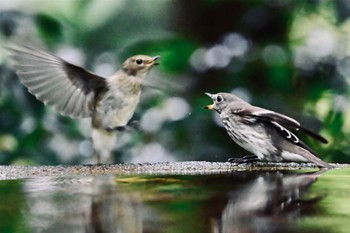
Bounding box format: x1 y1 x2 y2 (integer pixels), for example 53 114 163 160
128 120 140 130
227 155 259 164
106 126 127 132
105 121 140 132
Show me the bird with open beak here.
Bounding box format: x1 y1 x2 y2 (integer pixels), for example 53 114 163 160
204 92 332 168
7 44 160 163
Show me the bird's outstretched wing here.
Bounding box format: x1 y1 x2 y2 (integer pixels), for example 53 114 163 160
6 44 107 118
235 107 328 144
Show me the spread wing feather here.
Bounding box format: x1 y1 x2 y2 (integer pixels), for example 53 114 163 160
6 44 107 118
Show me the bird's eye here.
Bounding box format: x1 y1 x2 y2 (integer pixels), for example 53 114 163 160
216 95 223 103
136 59 143 65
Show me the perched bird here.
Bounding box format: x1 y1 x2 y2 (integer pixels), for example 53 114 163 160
7 44 160 163
204 92 332 168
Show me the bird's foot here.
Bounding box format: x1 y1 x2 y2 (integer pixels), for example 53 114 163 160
106 126 123 132
106 126 130 132
129 120 140 131
227 155 259 164
106 121 140 132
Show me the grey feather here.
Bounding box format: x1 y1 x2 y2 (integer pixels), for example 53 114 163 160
205 92 332 168
6 44 107 118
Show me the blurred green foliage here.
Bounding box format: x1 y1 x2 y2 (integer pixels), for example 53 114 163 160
0 180 28 232
0 0 350 165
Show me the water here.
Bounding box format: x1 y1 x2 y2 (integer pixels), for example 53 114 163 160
1 168 350 233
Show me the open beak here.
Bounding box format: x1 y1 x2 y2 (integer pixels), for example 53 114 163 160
204 92 215 110
205 92 214 98
151 56 160 65
204 104 215 110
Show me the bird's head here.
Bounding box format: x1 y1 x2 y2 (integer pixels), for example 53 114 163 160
204 92 246 114
204 92 228 114
122 55 160 78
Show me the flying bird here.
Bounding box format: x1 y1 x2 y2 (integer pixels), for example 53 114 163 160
7 44 160 163
204 92 332 168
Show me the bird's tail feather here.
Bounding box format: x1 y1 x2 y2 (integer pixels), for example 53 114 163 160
295 147 333 169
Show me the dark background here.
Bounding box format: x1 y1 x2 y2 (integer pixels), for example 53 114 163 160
0 0 349 165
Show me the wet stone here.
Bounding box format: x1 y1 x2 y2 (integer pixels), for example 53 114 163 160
0 161 347 180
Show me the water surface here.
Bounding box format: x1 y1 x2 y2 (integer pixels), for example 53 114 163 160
1 168 350 233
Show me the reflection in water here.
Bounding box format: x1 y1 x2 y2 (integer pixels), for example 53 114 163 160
23 176 148 233
214 170 325 233
3 170 327 233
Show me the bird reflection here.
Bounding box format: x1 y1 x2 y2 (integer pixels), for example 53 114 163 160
21 170 327 233
23 176 145 233
213 170 327 233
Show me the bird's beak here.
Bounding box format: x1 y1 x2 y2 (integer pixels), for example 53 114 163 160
148 56 160 65
204 92 215 110
205 92 214 98
204 104 215 110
